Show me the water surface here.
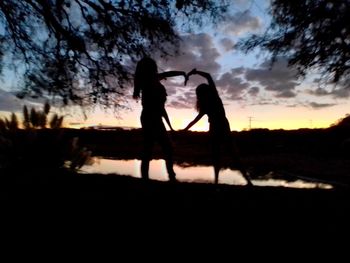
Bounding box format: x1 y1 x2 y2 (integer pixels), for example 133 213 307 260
80 158 333 189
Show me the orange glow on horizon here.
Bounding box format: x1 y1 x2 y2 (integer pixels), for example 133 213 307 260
64 114 335 131
3 98 348 131
61 101 345 131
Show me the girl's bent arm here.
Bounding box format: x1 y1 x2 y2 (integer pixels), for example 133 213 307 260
187 69 216 89
158 71 186 80
183 112 205 131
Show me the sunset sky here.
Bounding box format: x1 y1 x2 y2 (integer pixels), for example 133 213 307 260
1 0 349 131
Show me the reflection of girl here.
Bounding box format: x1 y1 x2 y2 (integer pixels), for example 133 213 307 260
133 57 186 181
183 69 252 185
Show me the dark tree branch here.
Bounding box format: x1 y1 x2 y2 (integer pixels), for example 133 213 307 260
239 0 350 88
0 0 229 107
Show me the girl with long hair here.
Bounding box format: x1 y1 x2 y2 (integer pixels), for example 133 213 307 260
133 57 186 181
183 69 252 185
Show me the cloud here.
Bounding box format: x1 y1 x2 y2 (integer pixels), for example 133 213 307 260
307 86 350 99
154 33 222 108
307 87 331 96
276 90 296 98
167 89 196 109
216 70 249 100
219 38 235 52
221 10 262 36
248 99 280 106
332 88 350 98
248 86 259 96
308 102 337 109
245 57 300 98
0 89 26 112
231 67 246 75
159 33 221 74
0 88 48 114
285 99 337 109
126 33 222 110
232 0 253 5
167 99 193 109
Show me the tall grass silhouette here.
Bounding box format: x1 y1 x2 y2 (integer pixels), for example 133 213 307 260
0 103 92 174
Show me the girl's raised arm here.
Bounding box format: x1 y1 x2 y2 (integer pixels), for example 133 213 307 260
187 69 216 89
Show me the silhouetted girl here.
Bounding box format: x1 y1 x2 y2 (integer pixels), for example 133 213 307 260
183 69 252 185
133 57 186 181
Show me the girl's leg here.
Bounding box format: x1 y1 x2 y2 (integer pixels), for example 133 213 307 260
214 164 220 185
140 114 154 180
240 166 253 186
159 130 176 182
212 142 221 184
141 138 153 180
227 136 253 186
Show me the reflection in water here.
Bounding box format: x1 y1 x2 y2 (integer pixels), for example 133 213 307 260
80 158 333 189
253 179 332 189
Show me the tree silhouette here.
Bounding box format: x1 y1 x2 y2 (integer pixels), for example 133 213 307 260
240 0 350 87
0 0 229 107
331 114 350 128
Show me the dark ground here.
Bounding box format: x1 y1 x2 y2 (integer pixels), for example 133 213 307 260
0 172 349 259
1 170 349 236
1 127 350 254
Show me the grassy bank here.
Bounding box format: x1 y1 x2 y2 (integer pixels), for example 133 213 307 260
2 127 349 254
1 169 349 251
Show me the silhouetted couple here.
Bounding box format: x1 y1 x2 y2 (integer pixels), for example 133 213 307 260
133 57 252 186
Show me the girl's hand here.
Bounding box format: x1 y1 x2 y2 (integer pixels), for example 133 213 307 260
185 69 196 85
133 94 140 102
187 68 197 76
184 74 189 86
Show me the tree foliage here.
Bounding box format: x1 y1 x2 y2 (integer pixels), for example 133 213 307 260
240 0 350 87
331 114 350 128
0 0 228 107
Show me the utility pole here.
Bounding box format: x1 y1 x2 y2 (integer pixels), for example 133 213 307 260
248 116 253 130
